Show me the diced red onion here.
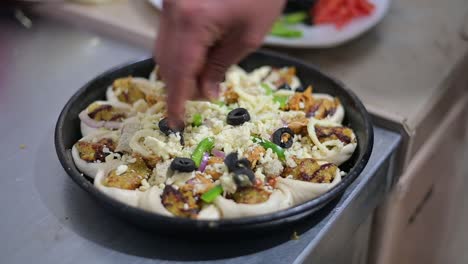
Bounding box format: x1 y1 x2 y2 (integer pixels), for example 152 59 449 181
198 152 210 172
281 119 288 127
186 177 198 185
212 149 225 158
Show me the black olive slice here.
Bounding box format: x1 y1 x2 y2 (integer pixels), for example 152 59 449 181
224 152 255 186
295 85 306 93
278 83 292 90
237 158 251 169
224 152 239 172
272 127 294 149
158 117 185 145
227 108 251 126
158 118 183 135
224 152 251 172
170 157 197 172
233 167 255 187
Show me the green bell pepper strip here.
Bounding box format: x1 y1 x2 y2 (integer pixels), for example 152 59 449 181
270 21 303 38
191 137 215 167
201 185 223 203
273 95 289 109
282 11 308 24
261 83 273 95
192 113 202 127
211 100 234 110
252 136 286 161
212 100 225 107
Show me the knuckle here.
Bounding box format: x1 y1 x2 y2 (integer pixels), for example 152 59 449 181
176 1 206 25
162 0 176 10
207 59 228 77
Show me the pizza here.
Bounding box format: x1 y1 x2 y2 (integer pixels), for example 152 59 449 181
72 65 357 219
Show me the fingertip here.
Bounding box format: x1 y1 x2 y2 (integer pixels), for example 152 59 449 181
201 81 220 100
166 103 184 128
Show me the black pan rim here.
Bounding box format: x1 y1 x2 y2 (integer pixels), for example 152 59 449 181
55 49 373 229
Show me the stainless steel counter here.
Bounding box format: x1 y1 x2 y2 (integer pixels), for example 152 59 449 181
0 13 401 264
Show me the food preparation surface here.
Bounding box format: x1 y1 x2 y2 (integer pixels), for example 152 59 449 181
0 15 401 264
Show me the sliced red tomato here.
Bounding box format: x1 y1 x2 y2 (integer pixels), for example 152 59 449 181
312 0 375 29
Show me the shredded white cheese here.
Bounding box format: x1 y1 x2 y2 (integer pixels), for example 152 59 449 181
116 165 128 176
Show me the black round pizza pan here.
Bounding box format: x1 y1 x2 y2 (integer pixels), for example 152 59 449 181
55 49 373 235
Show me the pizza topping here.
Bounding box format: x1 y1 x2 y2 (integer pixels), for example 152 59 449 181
287 86 314 112
223 84 239 105
170 157 197 172
272 127 294 149
282 158 337 183
201 185 223 203
243 145 266 168
288 116 309 136
204 156 225 180
103 156 151 189
161 185 200 218
191 137 215 167
112 77 146 105
76 138 116 162
87 103 127 122
72 64 358 219
278 83 292 91
227 108 251 126
158 117 184 145
315 125 354 144
252 136 286 161
230 186 271 204
307 97 340 119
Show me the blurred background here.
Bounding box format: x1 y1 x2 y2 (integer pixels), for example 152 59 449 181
1 0 467 263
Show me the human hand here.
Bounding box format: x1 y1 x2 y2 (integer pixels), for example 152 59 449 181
155 0 286 125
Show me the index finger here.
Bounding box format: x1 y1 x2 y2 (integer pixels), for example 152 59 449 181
155 16 208 126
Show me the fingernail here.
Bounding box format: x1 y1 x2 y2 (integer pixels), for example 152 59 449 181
168 116 184 130
208 83 220 99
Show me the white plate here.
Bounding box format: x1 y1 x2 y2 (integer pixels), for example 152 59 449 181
148 0 390 48
148 0 162 9
266 0 391 48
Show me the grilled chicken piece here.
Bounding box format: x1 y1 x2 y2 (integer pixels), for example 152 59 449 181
180 173 214 194
87 103 126 121
273 67 296 86
282 158 337 183
140 154 163 170
103 156 151 190
287 86 314 113
231 187 271 204
315 126 355 144
204 156 225 180
112 77 146 104
75 138 116 162
113 77 164 105
223 84 239 104
243 146 266 168
288 116 309 136
145 94 165 105
161 185 200 218
309 98 340 120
